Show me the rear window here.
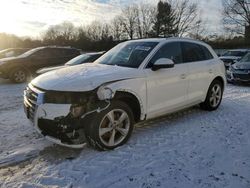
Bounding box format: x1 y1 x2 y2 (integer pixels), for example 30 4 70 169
181 42 213 63
62 49 80 56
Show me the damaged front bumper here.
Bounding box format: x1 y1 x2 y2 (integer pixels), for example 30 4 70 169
226 70 250 83
23 84 109 148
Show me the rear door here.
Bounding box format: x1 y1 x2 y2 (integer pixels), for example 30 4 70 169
48 48 67 66
28 48 55 71
181 42 215 103
144 42 189 119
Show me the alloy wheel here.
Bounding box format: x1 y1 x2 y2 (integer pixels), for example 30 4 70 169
209 84 222 108
13 70 26 82
99 109 130 147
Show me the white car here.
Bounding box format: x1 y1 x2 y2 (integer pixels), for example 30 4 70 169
24 38 226 150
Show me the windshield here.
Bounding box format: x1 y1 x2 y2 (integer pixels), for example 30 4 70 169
18 47 42 58
95 41 158 68
66 54 91 65
239 53 250 63
223 50 248 57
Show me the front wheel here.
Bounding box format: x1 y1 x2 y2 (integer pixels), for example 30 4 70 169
85 101 134 151
200 80 223 111
10 68 28 83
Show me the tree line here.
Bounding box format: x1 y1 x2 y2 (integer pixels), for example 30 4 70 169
0 0 249 51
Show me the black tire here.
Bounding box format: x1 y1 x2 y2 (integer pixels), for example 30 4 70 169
10 67 28 83
200 80 223 111
84 100 134 151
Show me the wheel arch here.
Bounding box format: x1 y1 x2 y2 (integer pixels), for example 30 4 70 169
113 91 144 123
212 76 225 91
202 76 225 103
9 65 31 76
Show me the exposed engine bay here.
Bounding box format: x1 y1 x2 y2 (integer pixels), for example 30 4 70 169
24 84 114 147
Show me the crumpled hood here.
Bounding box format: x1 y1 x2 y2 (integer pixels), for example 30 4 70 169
31 63 143 91
233 62 250 70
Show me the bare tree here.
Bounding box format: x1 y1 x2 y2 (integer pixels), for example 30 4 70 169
58 22 76 41
173 0 201 37
120 5 139 39
188 18 206 39
120 4 156 39
110 16 124 41
42 21 76 43
86 21 112 41
140 4 157 38
101 23 112 41
42 26 58 42
86 21 104 41
223 0 250 36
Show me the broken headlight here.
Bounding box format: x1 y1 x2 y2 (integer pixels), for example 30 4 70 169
70 104 86 118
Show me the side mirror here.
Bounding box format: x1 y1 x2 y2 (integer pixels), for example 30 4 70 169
152 58 175 71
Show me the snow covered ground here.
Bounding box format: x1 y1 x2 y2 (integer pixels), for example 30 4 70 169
0 78 249 188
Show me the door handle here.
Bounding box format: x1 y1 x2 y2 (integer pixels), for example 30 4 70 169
209 69 213 73
180 74 186 79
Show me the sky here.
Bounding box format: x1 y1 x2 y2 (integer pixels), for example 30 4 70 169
0 0 223 38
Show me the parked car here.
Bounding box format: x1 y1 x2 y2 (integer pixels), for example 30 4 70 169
227 52 250 83
0 48 30 59
36 52 105 75
24 38 226 150
219 49 250 69
214 49 227 57
0 46 81 83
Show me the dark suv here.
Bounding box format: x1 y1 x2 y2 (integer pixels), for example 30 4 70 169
0 46 81 83
0 48 30 59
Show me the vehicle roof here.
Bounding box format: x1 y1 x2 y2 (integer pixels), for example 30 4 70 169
228 49 250 52
83 51 105 55
0 48 30 53
128 37 209 46
32 46 79 50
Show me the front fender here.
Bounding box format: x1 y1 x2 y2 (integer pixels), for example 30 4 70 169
97 78 147 120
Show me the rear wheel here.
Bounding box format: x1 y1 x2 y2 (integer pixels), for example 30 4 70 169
10 68 28 83
85 101 134 150
200 80 223 111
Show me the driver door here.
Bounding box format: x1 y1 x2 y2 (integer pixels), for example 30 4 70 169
144 42 189 119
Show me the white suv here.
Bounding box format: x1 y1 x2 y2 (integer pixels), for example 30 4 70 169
24 38 226 150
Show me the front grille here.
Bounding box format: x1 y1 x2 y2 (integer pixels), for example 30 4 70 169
233 73 250 81
24 84 44 121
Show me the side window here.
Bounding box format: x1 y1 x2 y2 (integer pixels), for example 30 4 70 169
200 45 214 60
32 49 47 58
147 42 182 68
52 49 64 57
63 49 79 57
181 42 213 63
87 54 101 62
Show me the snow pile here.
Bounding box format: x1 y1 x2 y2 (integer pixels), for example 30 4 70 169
0 78 249 188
